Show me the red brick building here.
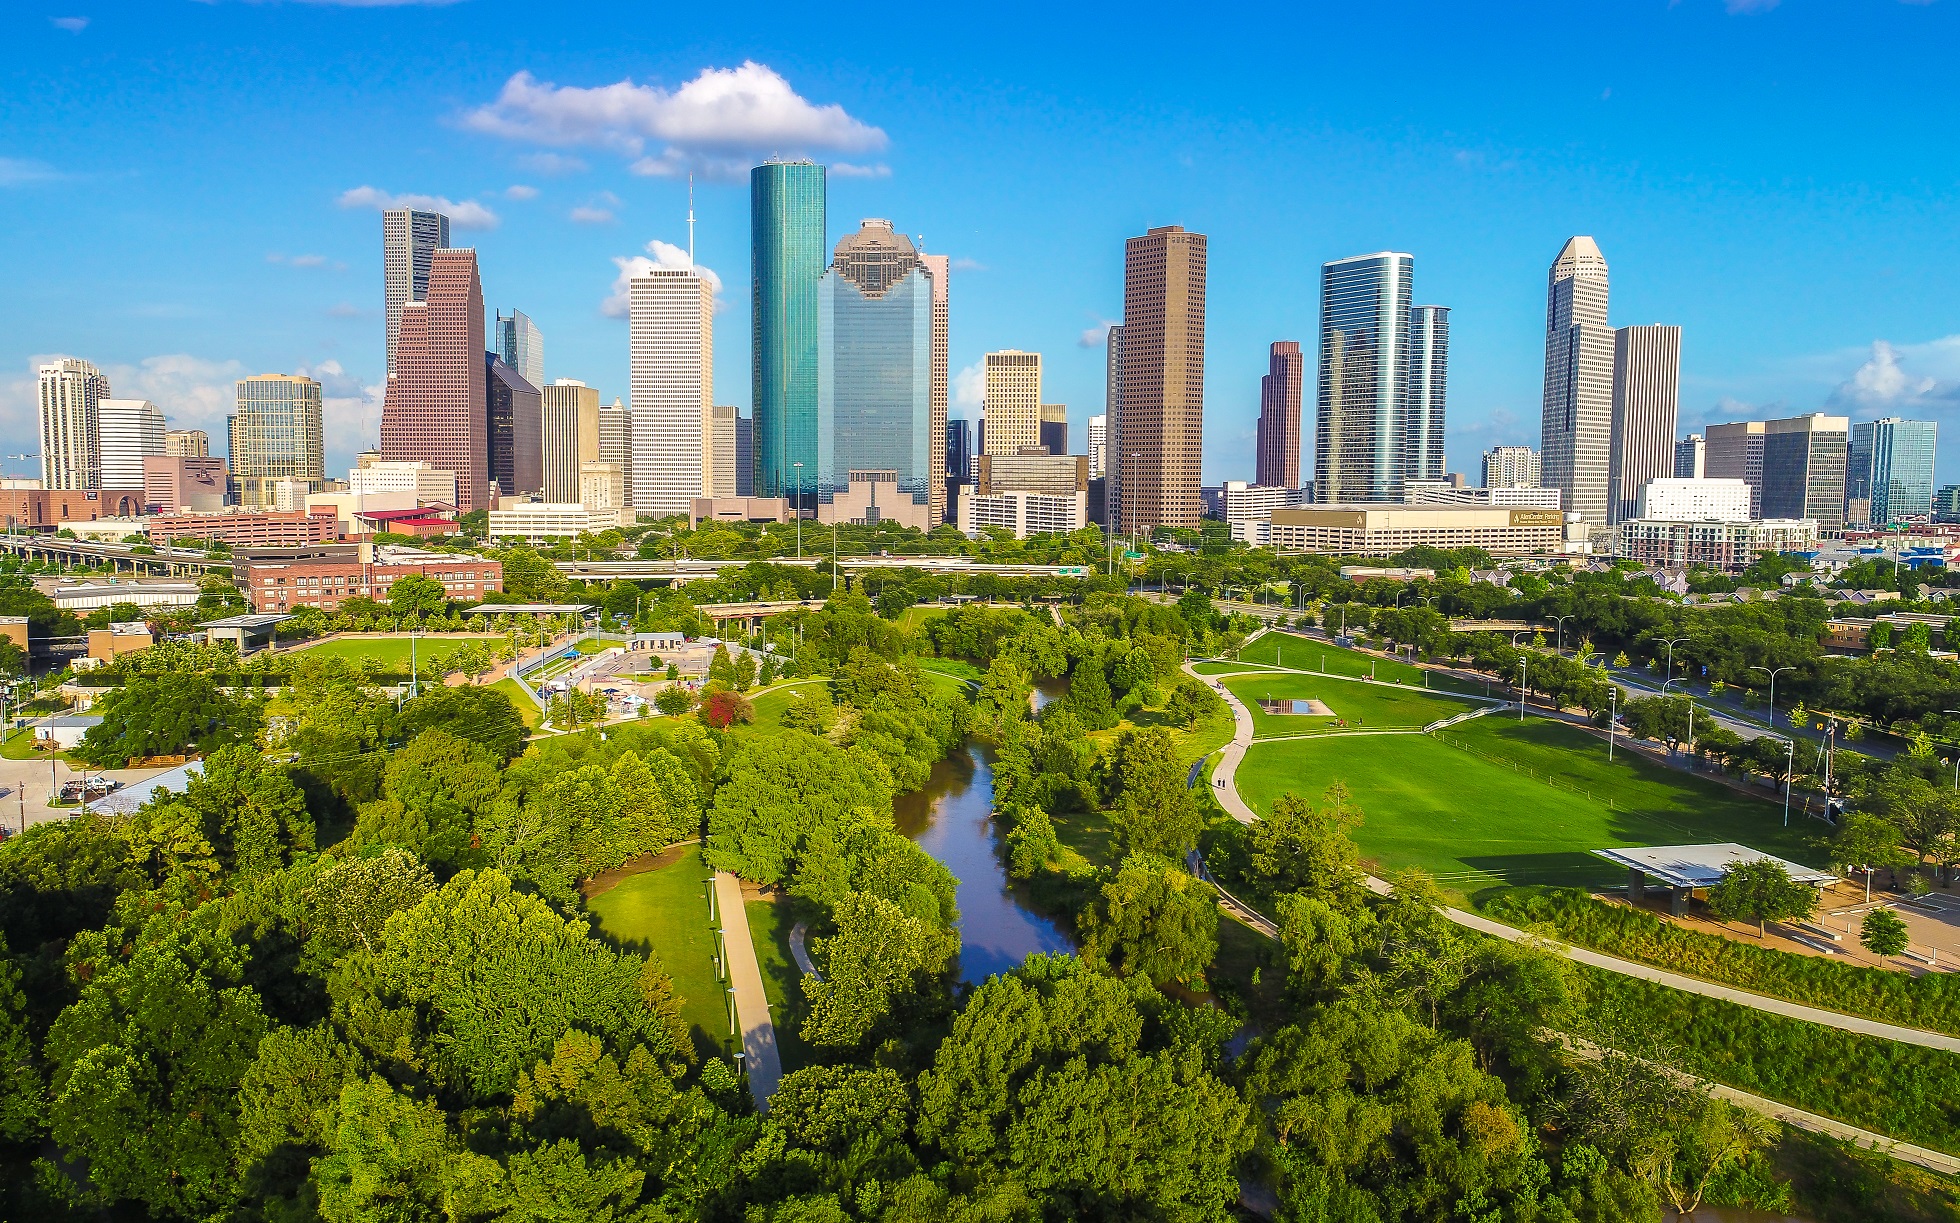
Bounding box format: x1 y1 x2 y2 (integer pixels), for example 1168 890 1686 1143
148 509 341 548
243 558 504 612
381 248 490 511
0 488 147 530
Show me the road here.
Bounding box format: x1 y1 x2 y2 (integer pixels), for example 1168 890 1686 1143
714 872 783 1111
1190 657 1960 1054
0 741 173 834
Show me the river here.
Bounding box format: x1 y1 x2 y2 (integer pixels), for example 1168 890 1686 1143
894 742 1073 984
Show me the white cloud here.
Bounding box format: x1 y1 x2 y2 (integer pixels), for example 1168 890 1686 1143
327 302 364 319
955 361 985 409
1828 340 1940 410
336 185 499 229
462 62 887 181
1078 319 1118 349
295 358 383 450
518 152 587 176
569 206 615 225
0 157 63 188
266 252 342 269
951 256 985 272
602 239 721 318
504 184 538 200
1726 0 1780 12
49 16 88 32
831 162 891 178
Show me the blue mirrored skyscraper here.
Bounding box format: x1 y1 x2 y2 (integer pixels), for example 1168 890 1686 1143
1315 252 1413 502
1848 417 1938 526
820 219 934 508
751 160 826 510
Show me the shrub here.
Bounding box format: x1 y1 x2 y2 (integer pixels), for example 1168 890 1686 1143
700 689 754 729
1483 886 1960 1036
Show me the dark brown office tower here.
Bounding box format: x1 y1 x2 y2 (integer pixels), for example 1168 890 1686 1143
1255 341 1303 488
486 354 543 498
1113 225 1206 534
381 248 489 509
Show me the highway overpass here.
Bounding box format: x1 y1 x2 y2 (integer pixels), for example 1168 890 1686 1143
553 556 1095 580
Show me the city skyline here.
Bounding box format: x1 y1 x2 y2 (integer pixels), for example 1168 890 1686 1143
8 3 1960 493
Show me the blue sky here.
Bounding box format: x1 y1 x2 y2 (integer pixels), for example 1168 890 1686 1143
5 0 1960 488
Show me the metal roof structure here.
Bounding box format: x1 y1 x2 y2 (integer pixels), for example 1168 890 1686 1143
1592 843 1836 890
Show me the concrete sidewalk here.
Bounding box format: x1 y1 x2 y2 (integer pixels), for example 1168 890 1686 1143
714 872 783 1110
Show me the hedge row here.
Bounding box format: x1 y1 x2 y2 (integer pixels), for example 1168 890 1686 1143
1578 967 1960 1157
1484 885 1960 1037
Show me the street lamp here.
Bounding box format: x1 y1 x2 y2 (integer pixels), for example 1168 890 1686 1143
1549 613 1573 654
1608 686 1618 761
1751 664 1795 727
1659 636 1690 687
1781 736 1795 827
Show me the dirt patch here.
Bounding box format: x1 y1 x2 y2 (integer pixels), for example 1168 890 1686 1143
581 839 699 899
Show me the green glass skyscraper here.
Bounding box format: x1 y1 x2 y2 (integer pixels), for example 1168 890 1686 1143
751 159 827 511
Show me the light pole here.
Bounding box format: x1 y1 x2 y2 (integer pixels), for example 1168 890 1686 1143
1608 686 1618 761
1782 736 1795 827
1518 654 1529 720
1549 614 1573 654
1751 664 1794 727
1659 635 1690 688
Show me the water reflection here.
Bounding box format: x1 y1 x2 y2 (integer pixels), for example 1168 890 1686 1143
1031 678 1066 712
894 742 1074 983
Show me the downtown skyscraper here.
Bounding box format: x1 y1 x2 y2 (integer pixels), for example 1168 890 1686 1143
1255 341 1303 489
232 374 325 507
380 247 488 509
1606 324 1682 523
630 263 715 517
497 309 543 389
1848 417 1938 526
751 159 826 513
38 358 109 490
1539 236 1614 523
1111 225 1206 534
820 218 940 515
98 399 166 490
1314 252 1413 503
1407 306 1450 483
383 209 449 378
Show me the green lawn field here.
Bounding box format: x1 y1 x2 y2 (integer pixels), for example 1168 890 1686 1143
488 678 540 728
283 634 505 669
1236 716 1820 892
745 892 812 1073
1234 632 1489 698
1191 660 1280 675
1222 673 1475 739
745 679 831 732
584 844 729 1059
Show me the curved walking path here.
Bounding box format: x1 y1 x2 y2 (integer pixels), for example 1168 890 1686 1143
789 921 819 979
714 872 783 1110
1186 660 1960 1055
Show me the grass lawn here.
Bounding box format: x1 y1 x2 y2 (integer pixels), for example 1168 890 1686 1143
1234 632 1488 698
893 605 948 633
1191 660 1280 675
744 891 813 1074
282 634 505 669
746 679 830 732
918 657 983 685
489 678 540 728
583 844 730 1060
1 728 65 761
1223 673 1475 739
1236 717 1820 894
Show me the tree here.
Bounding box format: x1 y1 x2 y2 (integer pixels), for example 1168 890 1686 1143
1100 727 1203 858
700 688 754 728
802 892 955 1048
46 927 269 1219
654 684 694 716
74 671 264 766
1247 784 1366 910
1064 651 1117 730
399 683 529 762
500 547 569 602
1707 859 1817 938
1078 856 1219 984
705 731 894 885
305 848 437 956
388 573 449 617
1860 907 1911 961
1162 675 1222 728
350 729 502 869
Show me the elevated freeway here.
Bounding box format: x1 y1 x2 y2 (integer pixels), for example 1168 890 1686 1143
0 534 232 576
553 556 1093 580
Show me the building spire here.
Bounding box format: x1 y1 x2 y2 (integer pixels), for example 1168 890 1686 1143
687 174 696 265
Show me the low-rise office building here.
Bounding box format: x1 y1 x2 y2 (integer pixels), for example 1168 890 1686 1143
1252 505 1566 556
0 488 146 531
486 502 636 543
243 557 504 612
1634 478 1752 522
148 509 341 549
1202 482 1310 522
1404 483 1562 510
52 582 202 611
1615 517 1819 572
958 489 1090 538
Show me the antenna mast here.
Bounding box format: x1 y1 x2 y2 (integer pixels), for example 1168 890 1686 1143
687 174 696 265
